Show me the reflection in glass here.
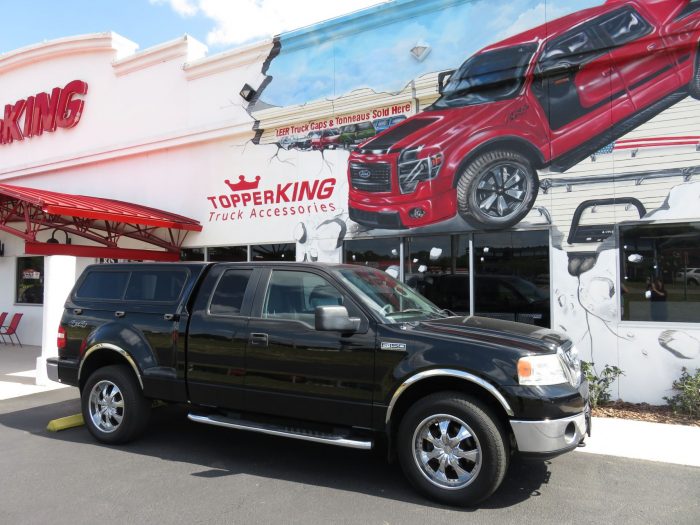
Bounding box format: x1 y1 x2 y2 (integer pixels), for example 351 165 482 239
404 235 470 315
620 222 700 323
474 231 550 327
16 256 44 304
344 238 401 272
180 248 205 261
208 246 248 262
251 243 295 261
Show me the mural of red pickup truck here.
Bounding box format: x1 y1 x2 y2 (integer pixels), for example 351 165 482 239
348 0 700 230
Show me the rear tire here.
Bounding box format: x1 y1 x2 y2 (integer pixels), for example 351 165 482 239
81 365 151 444
397 392 509 507
456 149 539 230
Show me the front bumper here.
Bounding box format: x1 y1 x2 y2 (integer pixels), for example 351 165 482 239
511 408 590 457
348 189 456 229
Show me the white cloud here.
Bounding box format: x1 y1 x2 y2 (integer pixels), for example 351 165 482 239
153 0 389 46
150 0 198 18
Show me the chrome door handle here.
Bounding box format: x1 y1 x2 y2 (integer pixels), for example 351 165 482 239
249 333 268 346
114 311 125 318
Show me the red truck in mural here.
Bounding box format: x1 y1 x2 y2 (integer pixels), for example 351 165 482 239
348 0 700 230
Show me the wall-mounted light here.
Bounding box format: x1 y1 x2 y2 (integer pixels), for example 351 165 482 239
46 229 72 245
410 41 431 62
239 83 256 102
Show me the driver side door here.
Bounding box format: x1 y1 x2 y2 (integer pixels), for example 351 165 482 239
244 268 376 427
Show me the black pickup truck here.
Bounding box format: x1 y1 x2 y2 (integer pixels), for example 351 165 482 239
47 262 589 506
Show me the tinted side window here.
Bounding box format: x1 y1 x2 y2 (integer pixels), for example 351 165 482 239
125 270 187 302
210 269 253 315
263 270 344 325
77 271 129 300
539 30 597 73
676 0 700 20
599 9 651 46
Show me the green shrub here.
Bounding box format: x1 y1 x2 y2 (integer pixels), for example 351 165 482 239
664 368 700 418
581 362 624 408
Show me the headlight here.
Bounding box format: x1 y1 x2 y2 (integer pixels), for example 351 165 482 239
517 353 569 386
397 146 443 193
518 346 582 387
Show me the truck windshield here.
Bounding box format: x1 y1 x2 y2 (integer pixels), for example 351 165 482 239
431 44 536 109
334 266 448 323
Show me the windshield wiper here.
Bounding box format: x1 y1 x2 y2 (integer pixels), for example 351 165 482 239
386 309 450 319
385 308 430 317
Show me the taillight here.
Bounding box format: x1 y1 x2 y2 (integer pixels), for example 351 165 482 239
57 325 66 350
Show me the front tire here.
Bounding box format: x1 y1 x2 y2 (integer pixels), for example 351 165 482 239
456 149 539 229
397 392 509 507
81 365 151 444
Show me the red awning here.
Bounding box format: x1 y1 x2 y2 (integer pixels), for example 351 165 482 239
0 184 202 261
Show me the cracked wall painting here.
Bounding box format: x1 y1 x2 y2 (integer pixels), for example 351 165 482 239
205 0 700 402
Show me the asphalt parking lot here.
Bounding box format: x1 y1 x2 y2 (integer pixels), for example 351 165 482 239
1 388 699 525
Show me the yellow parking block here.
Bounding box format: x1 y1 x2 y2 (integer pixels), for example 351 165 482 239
46 414 84 432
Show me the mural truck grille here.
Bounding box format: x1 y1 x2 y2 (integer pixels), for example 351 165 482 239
350 163 392 192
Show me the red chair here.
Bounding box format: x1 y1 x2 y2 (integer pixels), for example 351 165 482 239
0 313 23 346
0 312 7 330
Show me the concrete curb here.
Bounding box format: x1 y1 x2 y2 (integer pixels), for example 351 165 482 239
576 417 700 467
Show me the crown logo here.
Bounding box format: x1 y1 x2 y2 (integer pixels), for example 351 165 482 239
225 175 261 192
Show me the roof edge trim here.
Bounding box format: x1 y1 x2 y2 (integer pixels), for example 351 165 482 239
113 34 208 77
0 32 138 75
184 38 272 81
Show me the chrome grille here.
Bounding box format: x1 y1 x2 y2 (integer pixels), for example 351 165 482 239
350 162 391 193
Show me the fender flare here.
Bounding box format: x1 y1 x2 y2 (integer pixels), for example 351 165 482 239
78 342 143 389
385 368 514 426
451 135 546 187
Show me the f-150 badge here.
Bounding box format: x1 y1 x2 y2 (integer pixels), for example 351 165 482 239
381 342 407 351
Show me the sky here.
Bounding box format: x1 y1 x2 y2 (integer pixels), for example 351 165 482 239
0 0 387 54
1 0 602 108
262 0 602 107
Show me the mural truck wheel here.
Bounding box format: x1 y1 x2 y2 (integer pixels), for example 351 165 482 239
456 150 539 229
690 47 700 100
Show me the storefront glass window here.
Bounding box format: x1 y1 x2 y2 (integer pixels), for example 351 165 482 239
474 231 550 327
404 235 471 314
16 256 44 304
208 246 248 262
251 243 295 261
620 222 700 323
180 248 205 261
344 238 401 277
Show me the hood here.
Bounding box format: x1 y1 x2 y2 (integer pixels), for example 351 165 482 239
405 315 568 354
354 103 507 155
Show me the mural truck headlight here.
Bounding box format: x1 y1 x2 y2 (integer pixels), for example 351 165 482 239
397 146 443 194
517 352 578 387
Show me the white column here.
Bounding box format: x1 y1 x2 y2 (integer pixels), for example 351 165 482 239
36 255 78 385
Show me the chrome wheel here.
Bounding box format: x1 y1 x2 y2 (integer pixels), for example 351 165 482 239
88 380 125 433
474 162 530 219
412 414 482 490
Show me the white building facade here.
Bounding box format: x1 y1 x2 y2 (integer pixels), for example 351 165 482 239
1 0 700 403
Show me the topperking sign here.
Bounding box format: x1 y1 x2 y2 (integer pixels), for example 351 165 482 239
206 175 338 223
